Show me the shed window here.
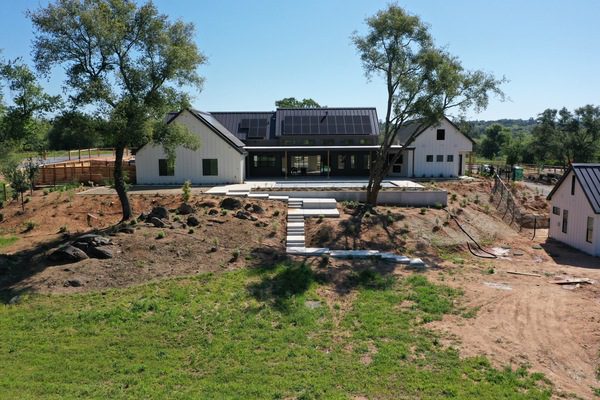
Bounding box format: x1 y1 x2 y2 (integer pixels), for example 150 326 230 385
158 159 174 176
426 155 433 162
202 159 218 176
447 155 454 162
552 206 560 215
437 129 445 140
571 175 576 195
562 209 568 234
436 155 444 162
586 217 594 243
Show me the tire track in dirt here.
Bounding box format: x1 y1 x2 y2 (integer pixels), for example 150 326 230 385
430 278 600 398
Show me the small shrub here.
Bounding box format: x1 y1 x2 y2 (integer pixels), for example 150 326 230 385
450 193 457 202
433 202 443 210
474 194 480 204
212 237 220 247
129 219 137 225
24 220 37 232
181 180 192 203
58 225 68 233
188 228 195 234
156 230 166 239
220 209 228 216
231 248 241 261
419 208 427 215
273 210 280 217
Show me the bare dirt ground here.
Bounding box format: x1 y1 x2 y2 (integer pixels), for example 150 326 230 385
0 188 287 295
1 179 599 397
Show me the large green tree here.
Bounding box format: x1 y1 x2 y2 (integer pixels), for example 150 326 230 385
531 106 600 165
479 124 510 160
275 97 321 108
351 4 505 205
0 59 59 153
29 0 206 220
47 111 104 150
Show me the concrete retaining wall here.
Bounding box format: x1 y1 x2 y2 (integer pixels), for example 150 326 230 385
264 190 447 207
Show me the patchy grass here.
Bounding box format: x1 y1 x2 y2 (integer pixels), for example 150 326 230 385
0 263 551 399
0 236 18 249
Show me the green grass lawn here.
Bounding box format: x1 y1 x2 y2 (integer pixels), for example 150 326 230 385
0 263 551 399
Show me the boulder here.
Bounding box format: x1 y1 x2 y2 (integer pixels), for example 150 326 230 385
84 245 113 259
149 206 169 220
178 203 194 215
208 208 219 216
251 204 264 214
220 197 242 210
74 234 112 247
64 279 83 287
118 226 135 234
48 245 89 263
149 217 167 228
234 210 251 220
187 215 201 227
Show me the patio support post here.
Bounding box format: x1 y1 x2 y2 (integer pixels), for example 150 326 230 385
284 150 288 179
327 150 330 178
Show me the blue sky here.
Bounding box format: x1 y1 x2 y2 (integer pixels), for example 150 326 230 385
1 0 599 120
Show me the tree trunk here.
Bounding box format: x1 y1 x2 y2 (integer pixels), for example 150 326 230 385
114 145 132 221
366 153 387 206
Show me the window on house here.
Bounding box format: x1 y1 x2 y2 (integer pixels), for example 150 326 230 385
437 129 445 140
202 159 218 176
363 153 371 169
571 175 576 195
436 155 444 162
447 155 454 162
158 159 174 176
337 155 345 169
426 155 433 162
552 206 560 215
252 155 276 168
349 155 356 169
562 209 568 234
586 217 594 243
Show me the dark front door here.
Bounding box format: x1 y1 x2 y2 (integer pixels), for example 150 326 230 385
458 154 463 176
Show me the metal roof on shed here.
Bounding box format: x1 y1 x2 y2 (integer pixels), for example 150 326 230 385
547 163 600 214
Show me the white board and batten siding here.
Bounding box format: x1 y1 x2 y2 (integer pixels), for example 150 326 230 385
412 119 472 178
136 110 245 185
548 169 600 256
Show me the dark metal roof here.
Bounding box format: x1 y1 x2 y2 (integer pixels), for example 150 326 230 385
274 108 379 137
184 109 246 154
547 164 600 214
210 112 276 140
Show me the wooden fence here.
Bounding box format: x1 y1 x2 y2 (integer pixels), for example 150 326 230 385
35 160 136 186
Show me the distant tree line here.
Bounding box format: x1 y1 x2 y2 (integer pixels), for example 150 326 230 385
460 105 600 166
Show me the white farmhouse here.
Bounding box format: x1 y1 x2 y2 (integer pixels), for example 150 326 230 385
547 164 600 256
394 116 474 178
135 109 246 185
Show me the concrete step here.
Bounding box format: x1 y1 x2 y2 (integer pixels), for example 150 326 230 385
269 195 289 202
287 222 305 228
247 193 269 199
286 247 330 256
289 208 340 217
299 198 337 209
330 250 380 259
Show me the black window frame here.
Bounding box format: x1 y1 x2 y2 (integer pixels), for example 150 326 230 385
586 216 594 243
437 129 445 140
202 158 218 176
571 175 576 195
436 155 444 162
426 155 433 162
562 209 568 234
158 158 174 176
552 206 560 215
447 155 454 162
